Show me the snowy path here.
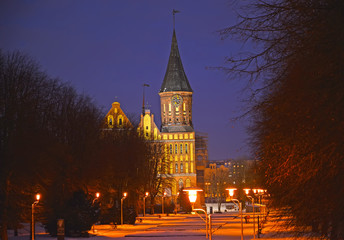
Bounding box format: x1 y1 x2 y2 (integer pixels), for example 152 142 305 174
8 212 321 240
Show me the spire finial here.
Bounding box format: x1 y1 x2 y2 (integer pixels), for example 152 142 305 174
142 83 150 115
172 9 180 30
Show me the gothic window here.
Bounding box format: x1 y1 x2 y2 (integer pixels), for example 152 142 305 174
170 144 172 154
118 115 123 126
175 164 178 173
180 144 183 154
175 144 178 154
186 178 191 188
185 144 188 154
180 163 183 173
178 179 184 189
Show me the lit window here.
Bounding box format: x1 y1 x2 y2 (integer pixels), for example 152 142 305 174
180 163 183 173
175 164 178 173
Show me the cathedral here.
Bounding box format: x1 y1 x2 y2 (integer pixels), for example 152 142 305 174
104 28 197 197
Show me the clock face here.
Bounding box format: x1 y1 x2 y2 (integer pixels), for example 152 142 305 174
171 94 182 107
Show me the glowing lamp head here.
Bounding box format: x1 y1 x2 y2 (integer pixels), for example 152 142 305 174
123 192 127 197
244 188 250 195
258 189 266 194
96 192 100 198
164 192 167 197
226 188 237 197
36 194 41 201
145 192 149 197
183 188 203 204
253 189 258 194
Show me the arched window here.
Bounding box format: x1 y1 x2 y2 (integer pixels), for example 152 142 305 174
186 178 191 188
108 115 114 126
175 163 178 173
118 115 123 126
180 144 183 154
178 179 184 189
170 144 172 154
185 162 189 173
180 163 183 173
175 144 178 154
185 144 188 153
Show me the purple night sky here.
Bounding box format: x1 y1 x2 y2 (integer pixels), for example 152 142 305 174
0 0 252 160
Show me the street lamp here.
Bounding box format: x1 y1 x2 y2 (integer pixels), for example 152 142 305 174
162 192 167 214
183 188 211 239
92 192 100 233
182 187 203 210
121 192 127 225
250 188 268 237
245 190 256 240
226 188 244 240
31 194 40 240
143 192 149 217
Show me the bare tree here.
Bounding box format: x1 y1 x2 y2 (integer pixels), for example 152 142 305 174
0 50 103 239
220 1 344 239
204 165 230 212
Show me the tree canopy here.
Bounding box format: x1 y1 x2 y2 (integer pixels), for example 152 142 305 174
220 1 344 239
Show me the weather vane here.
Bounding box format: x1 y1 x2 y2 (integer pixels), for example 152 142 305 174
172 9 180 29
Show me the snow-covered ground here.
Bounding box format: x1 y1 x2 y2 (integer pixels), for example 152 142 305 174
7 212 322 240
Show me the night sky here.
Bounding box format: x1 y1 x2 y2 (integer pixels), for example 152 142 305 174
1 0 252 160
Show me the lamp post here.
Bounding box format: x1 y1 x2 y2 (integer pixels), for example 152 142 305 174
143 192 149 217
31 194 40 240
121 192 127 225
250 188 268 238
162 192 167 215
183 188 211 239
226 188 243 240
245 190 256 240
92 192 100 233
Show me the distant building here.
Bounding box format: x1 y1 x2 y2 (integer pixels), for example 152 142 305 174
207 159 255 185
203 159 256 204
195 132 209 190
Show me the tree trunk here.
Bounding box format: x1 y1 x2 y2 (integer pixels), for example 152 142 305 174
1 221 8 240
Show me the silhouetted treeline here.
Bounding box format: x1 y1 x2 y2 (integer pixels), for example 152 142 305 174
0 50 167 239
221 1 344 239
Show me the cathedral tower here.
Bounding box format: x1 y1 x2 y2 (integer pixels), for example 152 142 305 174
159 30 193 133
158 28 197 193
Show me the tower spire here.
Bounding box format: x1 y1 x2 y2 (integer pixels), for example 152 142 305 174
142 83 150 115
159 25 192 93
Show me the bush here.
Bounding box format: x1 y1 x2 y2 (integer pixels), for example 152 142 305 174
100 205 137 225
44 190 100 236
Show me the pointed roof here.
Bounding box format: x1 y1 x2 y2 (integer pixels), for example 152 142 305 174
159 30 193 93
